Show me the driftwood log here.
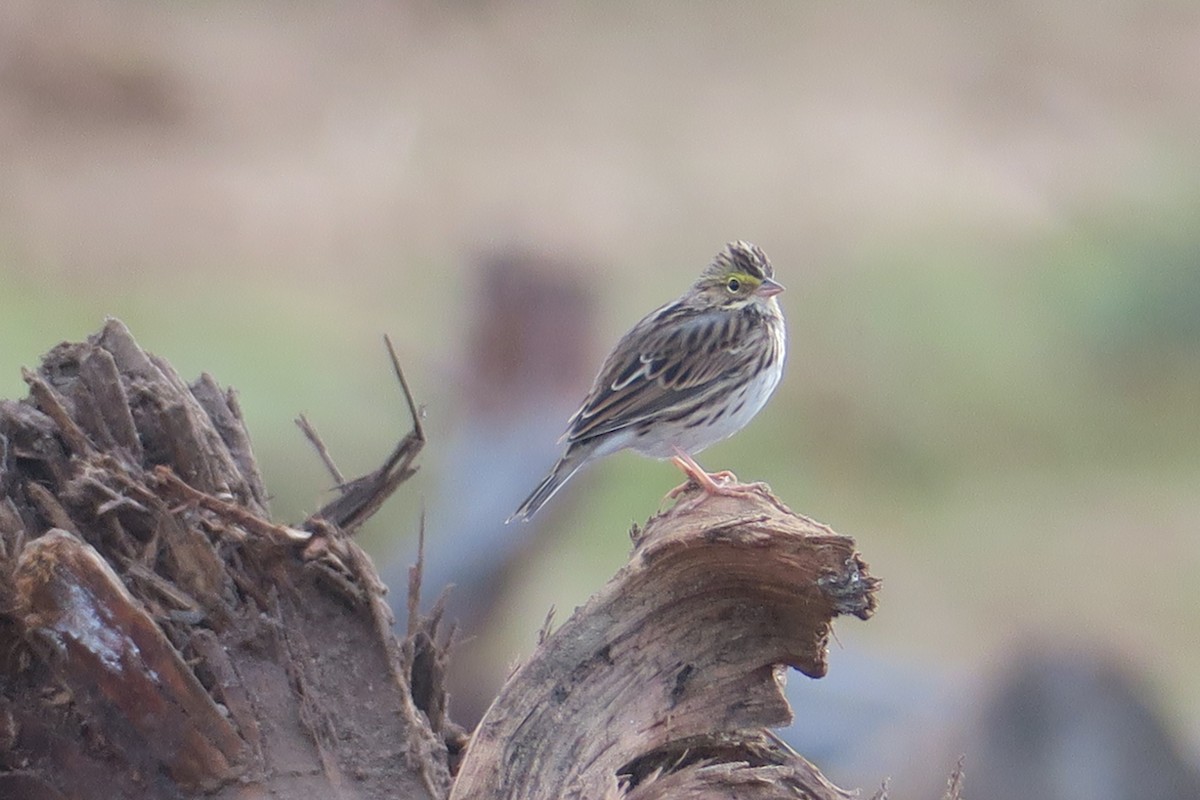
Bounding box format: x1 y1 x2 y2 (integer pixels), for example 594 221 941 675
0 319 929 800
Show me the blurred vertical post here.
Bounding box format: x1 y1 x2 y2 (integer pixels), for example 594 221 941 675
386 248 597 724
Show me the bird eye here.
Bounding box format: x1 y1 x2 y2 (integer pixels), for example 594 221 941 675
726 277 741 293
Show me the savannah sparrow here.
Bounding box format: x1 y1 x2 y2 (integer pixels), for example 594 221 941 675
508 241 787 522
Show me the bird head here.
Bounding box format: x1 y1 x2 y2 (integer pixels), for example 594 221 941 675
691 241 784 309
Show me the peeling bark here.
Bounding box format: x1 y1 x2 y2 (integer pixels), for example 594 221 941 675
15 529 245 790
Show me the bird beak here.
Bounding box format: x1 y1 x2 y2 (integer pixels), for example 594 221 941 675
756 277 784 297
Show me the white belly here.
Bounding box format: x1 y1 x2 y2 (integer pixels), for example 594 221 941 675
631 351 784 459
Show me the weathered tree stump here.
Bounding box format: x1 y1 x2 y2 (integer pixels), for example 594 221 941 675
449 490 878 799
0 319 450 800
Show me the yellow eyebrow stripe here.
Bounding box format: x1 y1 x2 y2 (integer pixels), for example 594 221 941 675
727 271 762 287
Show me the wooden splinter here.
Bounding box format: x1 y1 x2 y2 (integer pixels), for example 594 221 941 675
15 529 247 791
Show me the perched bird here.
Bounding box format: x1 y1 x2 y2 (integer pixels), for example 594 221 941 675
509 241 787 522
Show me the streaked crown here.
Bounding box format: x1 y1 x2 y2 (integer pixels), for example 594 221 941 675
705 240 773 281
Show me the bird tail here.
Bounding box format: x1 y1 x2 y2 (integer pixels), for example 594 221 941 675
508 449 589 523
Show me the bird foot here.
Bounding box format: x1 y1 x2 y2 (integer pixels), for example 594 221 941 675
666 453 768 515
666 459 735 497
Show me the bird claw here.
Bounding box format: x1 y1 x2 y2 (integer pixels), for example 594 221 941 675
666 471 738 499
666 452 761 506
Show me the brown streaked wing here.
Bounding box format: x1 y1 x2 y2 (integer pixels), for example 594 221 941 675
565 304 764 443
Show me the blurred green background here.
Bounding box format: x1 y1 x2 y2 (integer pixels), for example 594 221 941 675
2 1 1197 792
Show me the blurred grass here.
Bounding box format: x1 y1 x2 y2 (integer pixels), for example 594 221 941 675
4 193 1196 623
5 190 1195 594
